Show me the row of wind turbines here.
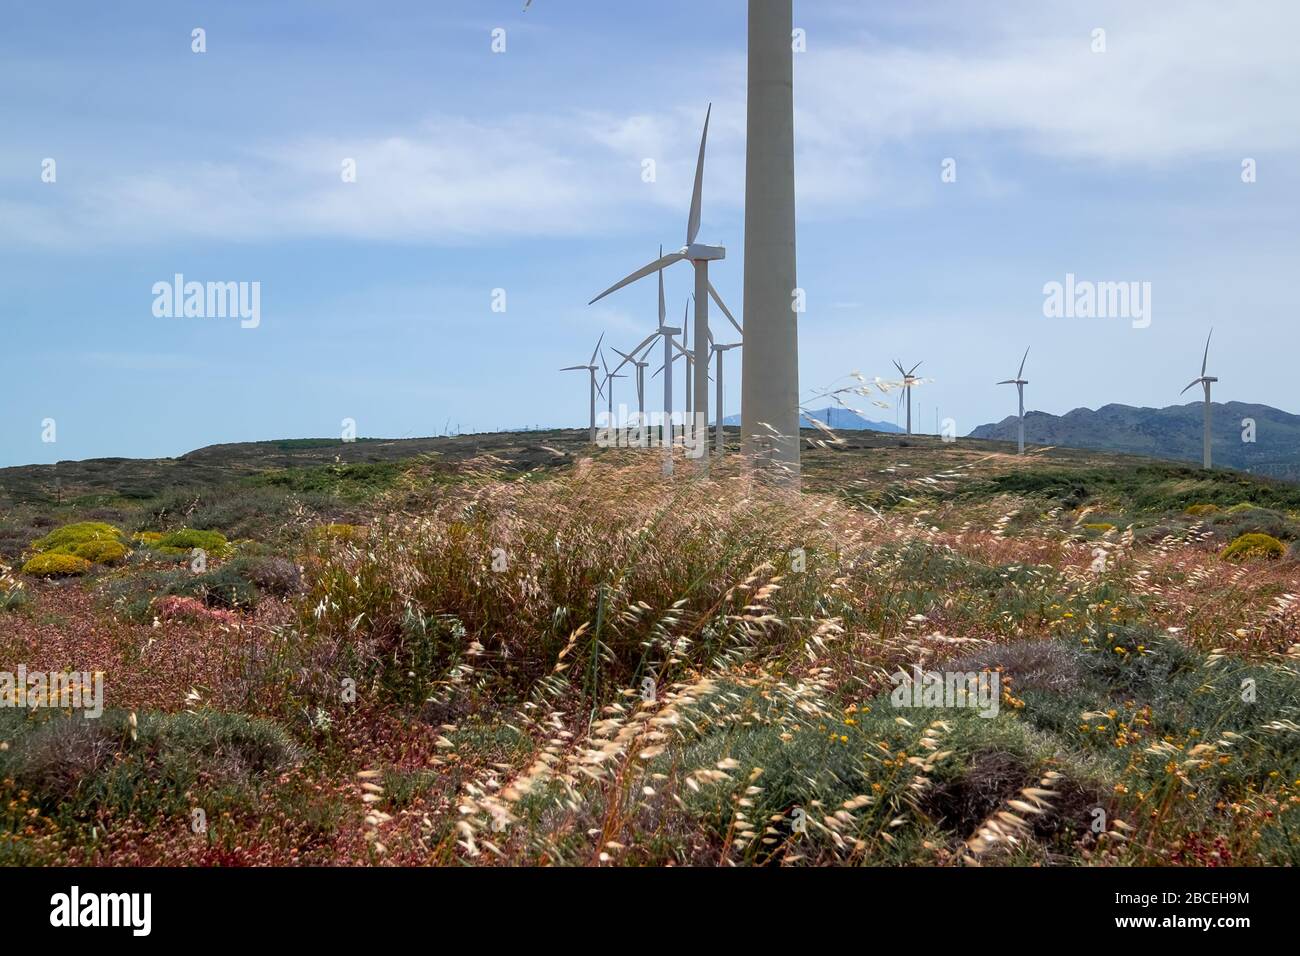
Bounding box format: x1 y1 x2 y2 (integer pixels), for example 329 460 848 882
556 2 1225 479
557 1 802 482
563 105 744 473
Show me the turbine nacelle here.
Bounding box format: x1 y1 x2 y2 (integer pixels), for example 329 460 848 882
683 242 726 262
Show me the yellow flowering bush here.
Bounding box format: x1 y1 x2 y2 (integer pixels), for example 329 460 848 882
1221 532 1286 563
70 540 129 565
22 553 94 577
30 521 125 554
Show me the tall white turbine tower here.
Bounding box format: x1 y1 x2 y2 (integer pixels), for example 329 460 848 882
997 347 1031 456
590 107 729 461
561 333 606 443
741 0 800 483
1181 329 1218 470
892 361 923 436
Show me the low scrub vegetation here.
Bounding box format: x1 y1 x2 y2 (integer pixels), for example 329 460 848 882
0 435 1296 865
1222 532 1287 562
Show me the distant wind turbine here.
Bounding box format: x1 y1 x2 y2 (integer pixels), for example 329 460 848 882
997 347 1031 455
611 342 653 420
617 255 683 474
892 360 923 436
590 106 733 462
600 349 626 426
560 332 606 443
710 332 743 456
1181 329 1218 469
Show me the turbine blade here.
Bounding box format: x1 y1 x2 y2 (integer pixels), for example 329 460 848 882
996 380 1015 386
560 366 587 372
1017 347 1030 380
1181 379 1202 395
1202 328 1212 376
609 348 638 377
707 281 742 336
590 253 685 305
627 332 659 360
893 360 906 376
588 332 605 367
909 361 923 376
686 104 711 246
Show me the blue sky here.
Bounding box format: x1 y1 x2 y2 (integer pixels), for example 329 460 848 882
2 0 1297 467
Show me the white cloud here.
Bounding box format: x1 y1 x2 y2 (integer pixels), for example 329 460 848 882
4 0 1295 249
800 0 1300 165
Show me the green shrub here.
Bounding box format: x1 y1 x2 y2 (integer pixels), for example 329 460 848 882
1211 506 1297 544
0 708 299 822
100 570 193 622
195 564 259 611
155 528 233 558
225 555 301 596
70 540 129 565
100 563 261 621
1184 503 1219 517
1083 522 1115 533
29 521 124 554
1221 532 1286 562
0 565 27 611
21 553 93 577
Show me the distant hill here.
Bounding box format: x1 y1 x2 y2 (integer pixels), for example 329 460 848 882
970 402 1300 481
723 408 905 434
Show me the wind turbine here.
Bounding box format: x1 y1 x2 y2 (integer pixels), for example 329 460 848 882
892 361 923 436
710 333 743 456
611 342 653 421
997 347 1031 455
590 105 732 463
1181 329 1218 469
560 333 605 443
614 254 683 473
600 349 626 427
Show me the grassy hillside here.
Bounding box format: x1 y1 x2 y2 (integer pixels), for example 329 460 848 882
1 430 1297 866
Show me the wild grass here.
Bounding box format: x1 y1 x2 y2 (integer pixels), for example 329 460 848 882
2 439 1297 865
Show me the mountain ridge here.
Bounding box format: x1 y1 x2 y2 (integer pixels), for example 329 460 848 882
971 401 1300 480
